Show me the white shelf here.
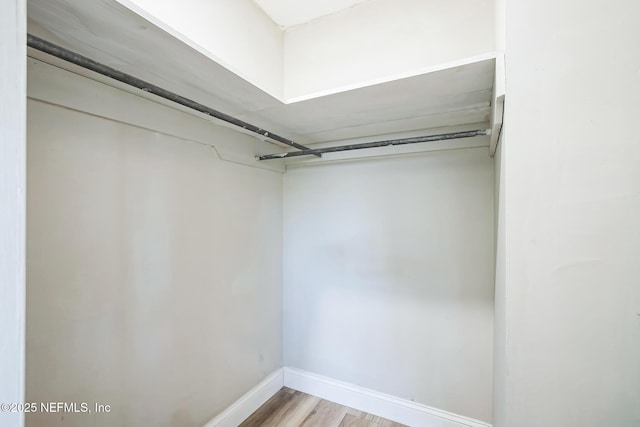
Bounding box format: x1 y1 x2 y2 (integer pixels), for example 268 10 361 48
28 0 504 159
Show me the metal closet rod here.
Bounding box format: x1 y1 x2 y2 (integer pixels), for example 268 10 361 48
26 34 319 156
258 129 490 160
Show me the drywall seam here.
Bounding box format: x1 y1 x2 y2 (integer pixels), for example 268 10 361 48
27 96 284 175
27 58 286 173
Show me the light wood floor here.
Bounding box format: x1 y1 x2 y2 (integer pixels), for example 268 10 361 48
239 387 407 427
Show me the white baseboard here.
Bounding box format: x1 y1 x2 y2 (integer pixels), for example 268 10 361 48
203 367 492 427
283 367 491 427
204 368 284 427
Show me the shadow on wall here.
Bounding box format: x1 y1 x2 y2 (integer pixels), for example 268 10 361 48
283 148 495 422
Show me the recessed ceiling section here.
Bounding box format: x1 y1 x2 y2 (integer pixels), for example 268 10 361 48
252 0 370 29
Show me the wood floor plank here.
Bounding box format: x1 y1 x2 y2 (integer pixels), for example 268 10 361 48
239 389 295 427
345 407 364 417
362 413 382 422
339 413 376 427
378 418 406 427
267 392 321 427
252 390 319 427
342 406 406 427
240 387 408 427
259 390 305 427
300 399 347 427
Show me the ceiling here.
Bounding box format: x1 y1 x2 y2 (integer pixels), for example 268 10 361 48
252 0 370 29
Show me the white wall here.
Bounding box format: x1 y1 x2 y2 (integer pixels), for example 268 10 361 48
283 148 495 423
0 1 26 427
492 0 505 52
492 132 506 427
26 66 283 427
284 0 494 100
501 0 640 425
116 0 284 98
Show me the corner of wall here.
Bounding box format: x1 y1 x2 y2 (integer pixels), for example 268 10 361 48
0 1 27 426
